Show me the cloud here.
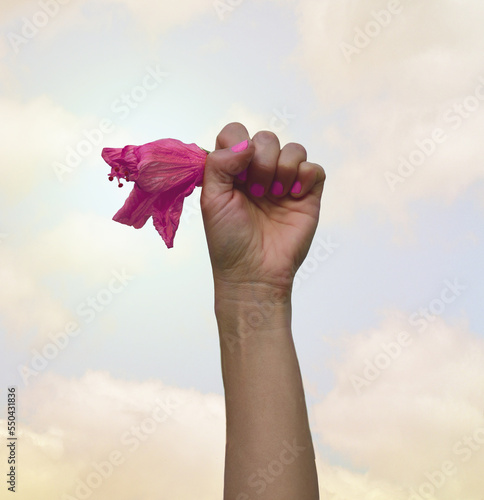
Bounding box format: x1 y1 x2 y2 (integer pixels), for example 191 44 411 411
313 313 484 499
295 0 484 109
0 0 35 19
293 0 484 225
106 0 213 39
0 211 150 346
4 312 484 500
0 370 410 500
1 371 226 500
0 244 70 345
0 0 214 49
316 459 406 500
29 211 148 282
0 96 88 200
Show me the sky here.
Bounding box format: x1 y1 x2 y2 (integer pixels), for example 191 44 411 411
0 0 483 499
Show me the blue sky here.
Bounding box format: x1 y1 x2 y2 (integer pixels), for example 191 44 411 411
1 1 484 499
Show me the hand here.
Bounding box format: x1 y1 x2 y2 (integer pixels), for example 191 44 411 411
201 122 326 295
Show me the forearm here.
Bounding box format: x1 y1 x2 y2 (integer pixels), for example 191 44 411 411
214 282 319 500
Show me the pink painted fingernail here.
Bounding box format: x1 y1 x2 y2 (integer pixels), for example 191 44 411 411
231 140 249 153
236 169 248 181
271 181 284 196
250 183 265 197
291 181 302 195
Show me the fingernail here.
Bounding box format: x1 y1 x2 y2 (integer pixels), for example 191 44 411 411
231 140 249 153
271 181 284 196
291 181 302 195
236 169 248 182
250 183 265 197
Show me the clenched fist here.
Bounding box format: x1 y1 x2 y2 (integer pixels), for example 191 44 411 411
201 122 326 295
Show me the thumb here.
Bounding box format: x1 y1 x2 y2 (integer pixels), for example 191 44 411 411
202 139 254 201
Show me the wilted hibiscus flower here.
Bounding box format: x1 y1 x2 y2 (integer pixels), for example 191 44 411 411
102 138 208 248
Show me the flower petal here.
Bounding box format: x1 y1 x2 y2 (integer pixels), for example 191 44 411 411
151 176 201 248
112 184 157 229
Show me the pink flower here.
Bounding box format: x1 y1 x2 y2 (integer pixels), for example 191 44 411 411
102 138 208 248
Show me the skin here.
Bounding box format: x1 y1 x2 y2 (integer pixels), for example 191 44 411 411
201 122 325 499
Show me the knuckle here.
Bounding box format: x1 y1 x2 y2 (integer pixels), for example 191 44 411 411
217 122 247 145
276 160 295 173
319 165 326 181
226 158 240 175
287 142 308 161
285 142 307 157
253 130 279 145
254 159 275 173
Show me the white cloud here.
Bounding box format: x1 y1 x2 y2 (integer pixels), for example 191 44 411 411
2 371 226 500
0 97 88 200
0 244 71 344
107 0 213 39
316 459 406 500
293 0 484 224
4 314 484 500
29 211 148 282
0 211 150 346
0 370 411 500
313 313 484 499
295 0 484 109
0 0 214 49
0 0 33 16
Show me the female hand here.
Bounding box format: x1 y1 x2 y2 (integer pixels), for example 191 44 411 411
201 122 326 295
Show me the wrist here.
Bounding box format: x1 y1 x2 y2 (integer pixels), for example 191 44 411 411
213 279 293 351
213 275 293 304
